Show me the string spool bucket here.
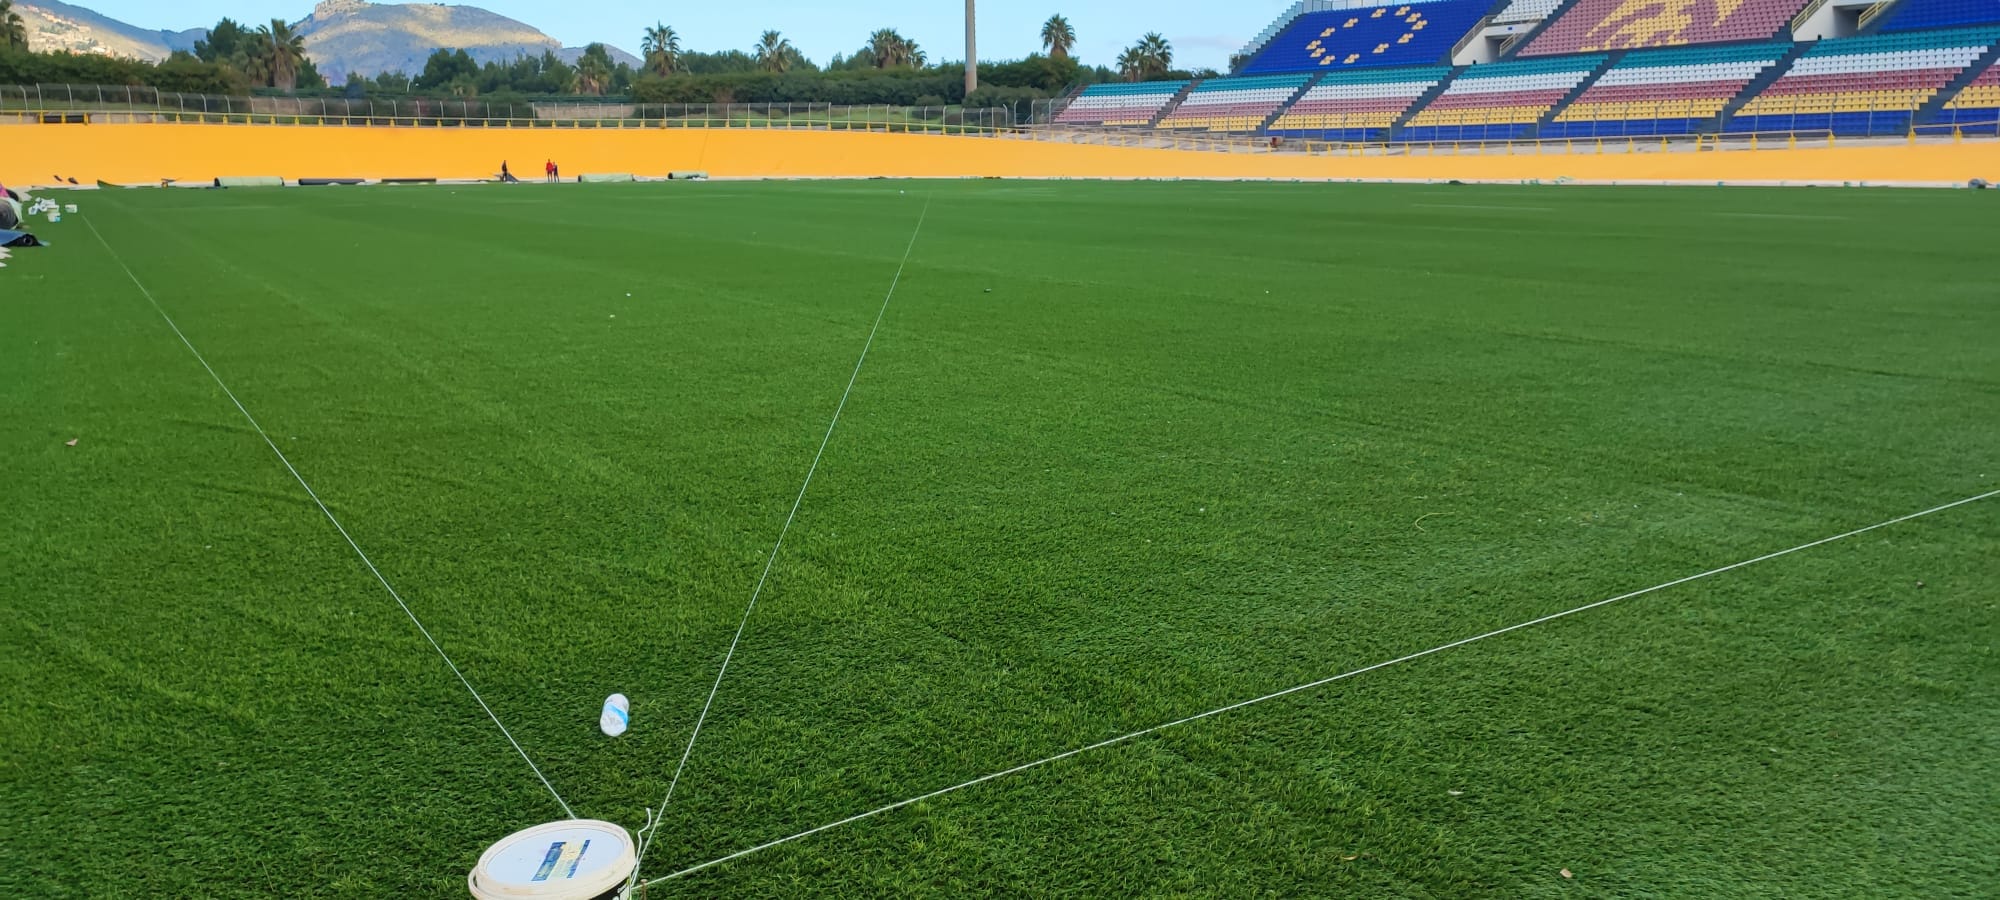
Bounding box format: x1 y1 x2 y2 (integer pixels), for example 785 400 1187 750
468 819 636 900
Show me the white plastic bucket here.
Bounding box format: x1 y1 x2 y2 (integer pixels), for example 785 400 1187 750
468 819 635 900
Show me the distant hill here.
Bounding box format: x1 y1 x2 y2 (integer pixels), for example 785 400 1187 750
299 0 638 81
13 0 640 80
17 0 204 61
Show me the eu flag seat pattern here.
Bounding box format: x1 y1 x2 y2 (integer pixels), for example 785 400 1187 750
1936 57 2000 132
1268 67 1454 140
1240 0 1494 74
1544 42 1791 137
1877 0 2000 33
1400 56 1607 140
1519 0 1811 56
1728 27 2000 135
1054 81 1192 125
1159 75 1314 131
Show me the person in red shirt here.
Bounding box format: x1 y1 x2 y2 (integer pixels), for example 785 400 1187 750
545 159 555 183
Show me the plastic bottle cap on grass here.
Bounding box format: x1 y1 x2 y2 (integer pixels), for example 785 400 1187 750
468 819 635 900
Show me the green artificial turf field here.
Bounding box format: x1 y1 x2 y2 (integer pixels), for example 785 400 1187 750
3 180 1996 897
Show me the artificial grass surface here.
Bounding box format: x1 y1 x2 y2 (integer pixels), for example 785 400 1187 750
2 180 1995 897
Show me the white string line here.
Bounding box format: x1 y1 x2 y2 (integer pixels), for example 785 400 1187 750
642 486 1998 886
82 214 576 820
630 192 937 878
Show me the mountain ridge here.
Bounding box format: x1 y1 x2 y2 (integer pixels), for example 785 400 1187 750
14 0 640 79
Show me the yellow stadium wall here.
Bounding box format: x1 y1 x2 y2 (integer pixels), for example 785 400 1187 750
5 123 1998 186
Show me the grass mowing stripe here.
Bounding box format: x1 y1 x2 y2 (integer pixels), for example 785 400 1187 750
630 192 936 882
77 212 578 820
644 486 1998 886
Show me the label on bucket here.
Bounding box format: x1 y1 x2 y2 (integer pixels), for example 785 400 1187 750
531 839 590 881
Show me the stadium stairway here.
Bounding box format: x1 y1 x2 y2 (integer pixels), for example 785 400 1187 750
1716 41 1813 126
1914 40 2000 124
1386 65 1470 139
1496 0 1587 59
1535 49 1627 134
1859 0 1907 34
1259 74 1327 133
1148 80 1206 127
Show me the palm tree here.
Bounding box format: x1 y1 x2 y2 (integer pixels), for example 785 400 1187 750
1 0 27 52
572 53 612 95
753 30 794 73
1140 32 1172 77
1040 14 1075 61
868 28 925 69
1115 46 1143 82
255 19 308 92
641 23 680 76
868 28 903 68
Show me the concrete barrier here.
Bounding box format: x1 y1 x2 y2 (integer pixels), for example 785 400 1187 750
5 125 1996 187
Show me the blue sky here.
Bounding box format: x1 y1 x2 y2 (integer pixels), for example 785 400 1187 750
83 0 1268 71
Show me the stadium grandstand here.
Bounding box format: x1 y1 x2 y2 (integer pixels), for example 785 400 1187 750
1516 0 1811 56
1400 55 1607 141
1159 75 1314 130
1087 0 2000 143
1544 42 1796 138
1933 56 2000 132
1239 0 1497 73
1726 26 2000 135
1268 66 1455 140
1055 81 1193 125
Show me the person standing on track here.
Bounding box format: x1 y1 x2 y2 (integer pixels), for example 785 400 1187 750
545 159 556 183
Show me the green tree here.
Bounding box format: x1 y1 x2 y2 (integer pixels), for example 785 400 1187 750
295 55 327 90
253 18 308 92
374 70 411 93
1139 32 1172 78
1116 47 1141 82
868 28 923 69
194 17 250 63
1 0 27 52
572 50 612 95
642 23 680 76
1040 14 1075 61
415 49 477 90
753 30 794 73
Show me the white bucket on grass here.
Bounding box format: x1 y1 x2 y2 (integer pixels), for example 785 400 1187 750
468 819 635 900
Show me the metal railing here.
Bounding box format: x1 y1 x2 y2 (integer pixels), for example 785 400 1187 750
6 83 1991 162
1856 0 1896 30
0 85 1021 134
1792 0 1835 33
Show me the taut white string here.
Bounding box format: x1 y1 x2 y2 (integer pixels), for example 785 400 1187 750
630 192 937 881
641 487 1997 886
83 213 575 819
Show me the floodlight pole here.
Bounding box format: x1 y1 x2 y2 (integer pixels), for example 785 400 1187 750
965 0 978 94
